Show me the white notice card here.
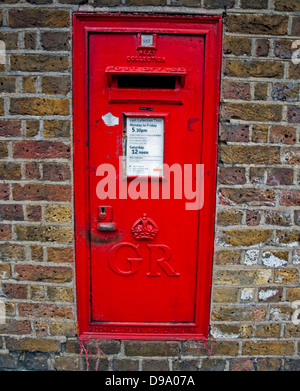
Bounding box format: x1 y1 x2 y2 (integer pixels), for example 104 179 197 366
126 117 164 177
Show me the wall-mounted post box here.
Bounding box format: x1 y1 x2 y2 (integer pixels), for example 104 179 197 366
73 13 222 340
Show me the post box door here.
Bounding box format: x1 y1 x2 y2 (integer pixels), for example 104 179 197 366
73 14 222 340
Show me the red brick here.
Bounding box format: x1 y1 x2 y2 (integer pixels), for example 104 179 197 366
218 167 246 185
246 210 261 226
43 163 71 181
13 184 71 202
266 168 294 186
287 106 300 123
219 124 249 142
0 204 24 221
280 190 300 206
25 163 41 180
0 225 12 240
0 184 9 200
15 264 73 283
269 126 296 144
0 120 21 137
13 141 70 159
219 188 276 206
3 283 27 299
222 81 250 100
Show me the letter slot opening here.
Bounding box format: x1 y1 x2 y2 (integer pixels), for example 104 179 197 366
117 74 176 89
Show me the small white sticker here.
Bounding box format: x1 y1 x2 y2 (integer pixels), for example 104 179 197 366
141 34 153 47
102 112 119 127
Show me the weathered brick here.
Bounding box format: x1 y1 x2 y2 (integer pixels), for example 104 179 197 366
276 230 300 246
224 60 284 78
112 358 139 371
215 250 241 266
272 83 299 102
0 163 21 180
256 324 281 338
226 14 288 35
274 268 299 284
246 210 261 226
43 120 70 138
287 106 300 123
22 76 36 93
0 184 9 200
54 357 79 371
6 337 61 353
292 16 300 36
218 167 246 185
0 320 31 335
8 9 70 28
23 352 49 370
0 76 16 93
252 124 268 142
289 63 300 80
47 287 74 302
219 124 249 143
223 36 252 56
222 102 282 122
42 76 70 96
266 168 293 186
269 125 296 144
13 184 71 202
274 40 294 59
142 359 169 371
43 163 71 181
256 39 270 57
229 358 255 371
125 0 166 5
0 263 10 280
10 98 70 116
201 358 226 371
242 341 294 356
13 141 70 159
0 243 26 261
282 148 300 165
49 321 76 337
258 287 283 302
217 210 242 226
31 245 43 261
124 341 180 356
45 205 72 223
214 269 272 285
0 120 21 137
0 141 8 158
0 32 18 50
47 247 73 263
18 303 74 320
222 80 250 100
24 32 36 50
220 145 280 164
212 305 267 321
274 0 300 12
25 163 41 180
249 167 265 184
257 358 282 371
15 264 73 283
213 287 239 302
25 120 40 138
182 340 238 356
284 359 300 371
265 210 292 226
0 204 24 221
218 228 272 246
218 188 276 206
15 225 73 243
0 225 12 241
240 0 267 8
41 32 70 51
3 283 27 299
279 190 300 206
254 84 268 101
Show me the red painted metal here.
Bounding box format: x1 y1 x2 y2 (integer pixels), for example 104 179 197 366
73 13 222 340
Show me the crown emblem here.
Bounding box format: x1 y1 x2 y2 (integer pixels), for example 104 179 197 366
131 213 159 240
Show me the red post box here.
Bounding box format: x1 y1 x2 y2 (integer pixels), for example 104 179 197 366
73 13 222 340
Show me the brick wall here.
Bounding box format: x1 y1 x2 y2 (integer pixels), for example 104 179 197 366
0 0 299 371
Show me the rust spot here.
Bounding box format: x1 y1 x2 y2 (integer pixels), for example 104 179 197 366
187 118 199 132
